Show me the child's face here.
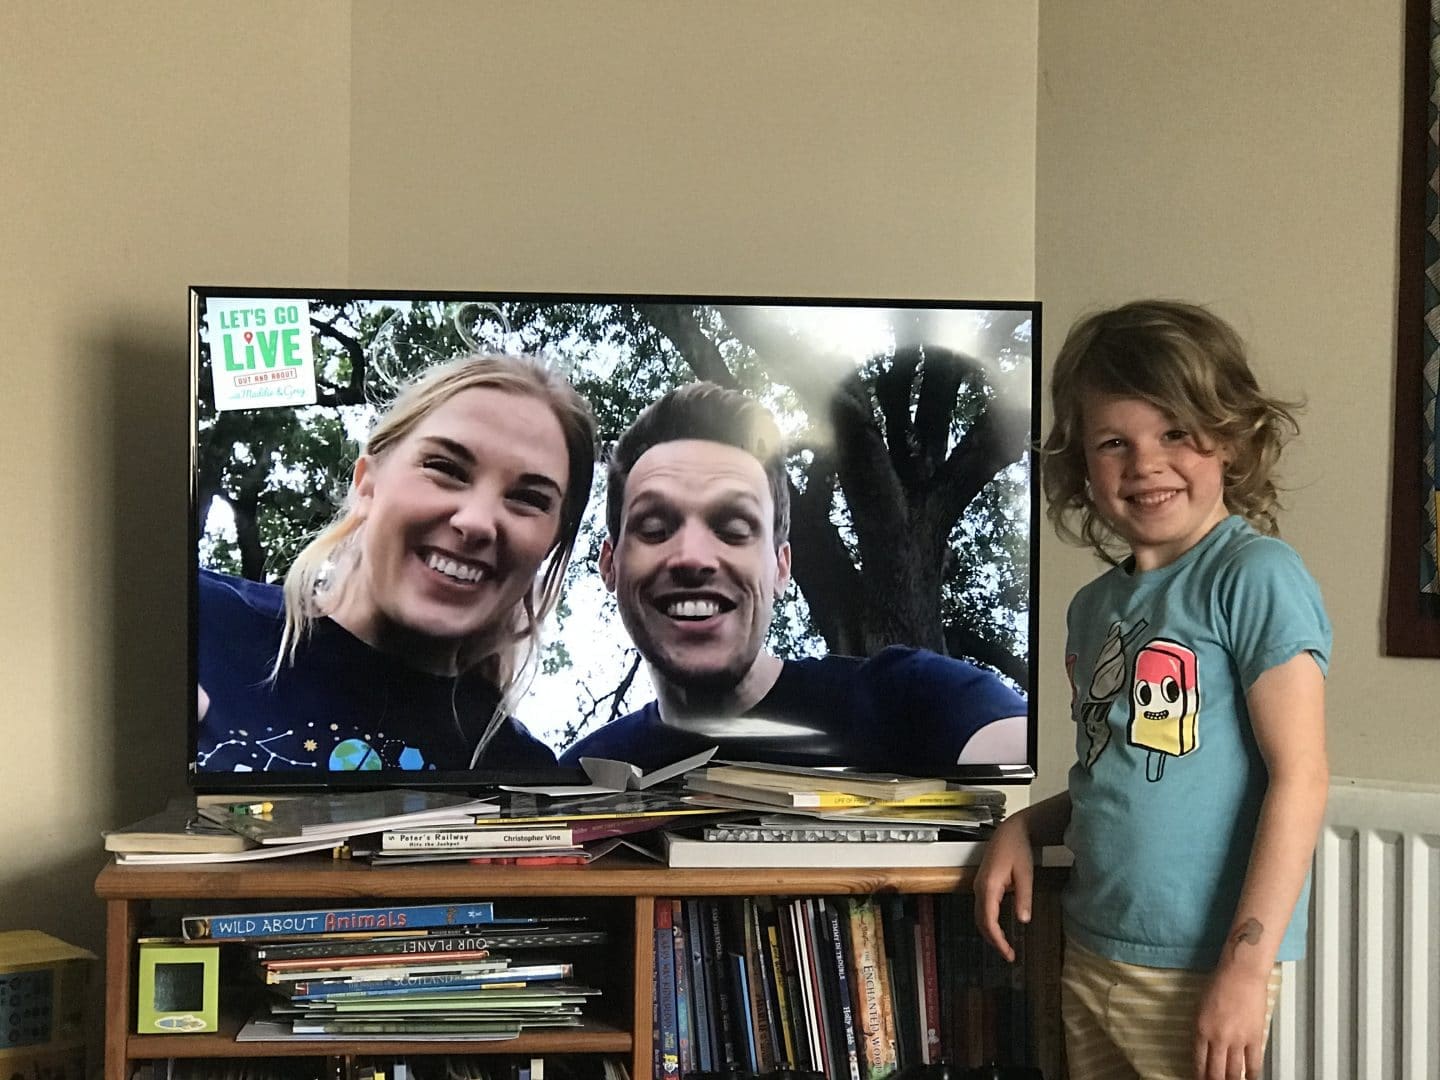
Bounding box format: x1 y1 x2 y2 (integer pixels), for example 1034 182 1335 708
1081 393 1230 571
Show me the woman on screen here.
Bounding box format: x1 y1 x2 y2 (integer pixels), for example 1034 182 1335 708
195 354 596 775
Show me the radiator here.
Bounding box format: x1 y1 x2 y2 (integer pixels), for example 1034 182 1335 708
1266 780 1440 1080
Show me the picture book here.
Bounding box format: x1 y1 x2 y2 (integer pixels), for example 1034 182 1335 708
103 802 255 854
663 833 987 869
197 789 499 845
181 900 518 941
703 762 948 800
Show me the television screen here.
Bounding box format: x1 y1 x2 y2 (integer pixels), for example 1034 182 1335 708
190 288 1038 791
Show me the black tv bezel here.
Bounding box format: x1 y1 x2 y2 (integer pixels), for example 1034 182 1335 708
187 286 1041 793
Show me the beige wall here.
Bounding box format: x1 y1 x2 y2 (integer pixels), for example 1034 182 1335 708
0 1 351 949
1033 0 1427 797
0 0 1422 963
346 1 1037 295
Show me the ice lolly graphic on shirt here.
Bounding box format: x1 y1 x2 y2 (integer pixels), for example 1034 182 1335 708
1127 640 1199 781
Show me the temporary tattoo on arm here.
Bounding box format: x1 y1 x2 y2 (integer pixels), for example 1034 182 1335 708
1229 917 1263 957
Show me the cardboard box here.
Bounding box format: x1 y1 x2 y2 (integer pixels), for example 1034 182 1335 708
0 930 94 1080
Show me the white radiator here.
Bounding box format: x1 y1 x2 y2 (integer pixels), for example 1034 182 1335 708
1266 780 1440 1080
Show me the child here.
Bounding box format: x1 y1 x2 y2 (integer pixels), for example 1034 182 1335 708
974 300 1330 1080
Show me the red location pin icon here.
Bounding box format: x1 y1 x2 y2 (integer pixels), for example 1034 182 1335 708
243 331 254 344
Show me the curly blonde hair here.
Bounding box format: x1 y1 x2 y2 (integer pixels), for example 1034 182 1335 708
1042 300 1300 563
273 354 596 757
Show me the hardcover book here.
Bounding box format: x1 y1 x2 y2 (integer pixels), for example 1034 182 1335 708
198 789 499 845
103 803 255 854
181 900 512 941
702 763 949 800
663 834 986 869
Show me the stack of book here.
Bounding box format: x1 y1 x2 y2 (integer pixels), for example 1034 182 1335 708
368 789 727 867
102 752 729 866
103 790 503 865
651 892 1035 1080
177 899 607 1041
668 762 1007 868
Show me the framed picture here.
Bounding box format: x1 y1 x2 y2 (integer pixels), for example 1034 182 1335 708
1386 0 1440 656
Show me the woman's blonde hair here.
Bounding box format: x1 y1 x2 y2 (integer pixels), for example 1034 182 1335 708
1042 300 1300 563
274 354 596 753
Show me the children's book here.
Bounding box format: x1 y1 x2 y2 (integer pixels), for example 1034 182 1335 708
181 900 522 941
103 802 255 854
501 747 716 798
198 789 499 845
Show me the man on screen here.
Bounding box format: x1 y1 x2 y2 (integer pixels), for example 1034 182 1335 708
558 382 1027 774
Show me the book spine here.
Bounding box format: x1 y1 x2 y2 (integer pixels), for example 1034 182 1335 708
684 898 715 1074
252 933 496 960
802 899 836 1080
262 953 501 981
776 897 812 1071
655 902 680 1078
763 900 797 1067
881 895 920 1071
670 900 693 1078
381 829 572 851
822 900 863 1080
846 898 897 1080
913 895 942 1065
290 963 571 1000
705 899 740 1070
182 901 497 941
743 898 778 1073
786 900 821 1074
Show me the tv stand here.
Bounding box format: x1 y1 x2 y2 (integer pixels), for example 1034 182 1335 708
96 854 1066 1080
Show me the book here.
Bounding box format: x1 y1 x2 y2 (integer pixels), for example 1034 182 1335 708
663 833 986 869
181 900 514 941
702 823 942 843
283 963 573 1000
199 789 500 845
689 778 1002 813
683 899 714 1074
822 900 863 1080
670 901 693 1077
845 898 897 1080
703 762 948 800
262 947 495 975
503 746 716 797
913 896 943 1065
103 803 256 854
785 900 821 1074
704 899 741 1071
490 788 726 824
655 903 680 1077
381 815 690 852
249 925 604 961
114 837 344 864
742 898 779 1072
263 957 507 984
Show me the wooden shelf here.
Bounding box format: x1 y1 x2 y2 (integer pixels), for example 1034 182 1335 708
98 855 1066 1080
126 1013 632 1059
96 853 1025 900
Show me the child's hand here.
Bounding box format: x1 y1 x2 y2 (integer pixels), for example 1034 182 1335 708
1193 964 1271 1080
972 811 1033 963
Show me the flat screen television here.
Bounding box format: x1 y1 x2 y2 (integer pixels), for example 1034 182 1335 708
189 288 1039 792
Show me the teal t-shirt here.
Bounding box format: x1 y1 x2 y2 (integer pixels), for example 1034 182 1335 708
1062 515 1331 969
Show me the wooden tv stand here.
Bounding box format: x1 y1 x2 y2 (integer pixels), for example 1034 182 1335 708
96 854 1066 1080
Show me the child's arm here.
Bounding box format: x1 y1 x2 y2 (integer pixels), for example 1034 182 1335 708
973 790 1072 962
1194 651 1328 1080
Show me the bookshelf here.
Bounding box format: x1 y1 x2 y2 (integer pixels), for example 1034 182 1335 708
96 854 1067 1080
